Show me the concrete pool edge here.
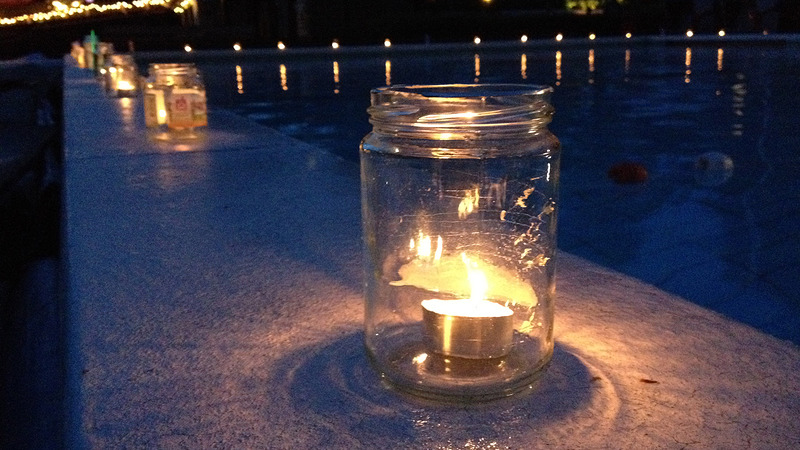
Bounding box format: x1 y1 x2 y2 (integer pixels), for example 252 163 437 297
62 60 800 447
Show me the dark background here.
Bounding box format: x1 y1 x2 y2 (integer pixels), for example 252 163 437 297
2 0 799 59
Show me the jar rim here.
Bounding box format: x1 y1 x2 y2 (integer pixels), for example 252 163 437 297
371 83 552 99
368 83 554 137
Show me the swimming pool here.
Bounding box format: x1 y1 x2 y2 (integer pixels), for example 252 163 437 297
165 37 800 344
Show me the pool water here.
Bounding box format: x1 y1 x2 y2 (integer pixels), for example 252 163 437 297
187 40 800 344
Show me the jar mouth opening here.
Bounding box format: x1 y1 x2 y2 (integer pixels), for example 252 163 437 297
368 84 554 135
373 84 552 99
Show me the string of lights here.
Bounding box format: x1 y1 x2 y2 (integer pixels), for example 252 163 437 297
0 0 194 26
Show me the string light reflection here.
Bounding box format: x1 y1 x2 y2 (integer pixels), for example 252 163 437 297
555 50 562 86
280 64 288 91
235 65 244 93
333 61 340 94
684 47 692 83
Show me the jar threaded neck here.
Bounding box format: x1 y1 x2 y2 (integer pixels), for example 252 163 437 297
368 84 554 139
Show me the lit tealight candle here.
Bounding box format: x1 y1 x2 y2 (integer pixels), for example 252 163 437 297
422 299 514 359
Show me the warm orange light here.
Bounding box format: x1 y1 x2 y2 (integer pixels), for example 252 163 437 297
116 80 135 91
277 41 286 50
520 34 528 43
2 1 191 28
233 42 242 51
183 44 192 52
555 33 563 42
686 30 694 38
625 32 632 39
279 64 287 91
331 40 340 49
236 65 244 94
589 33 596 40
473 36 481 45
384 38 391 47
718 30 726 37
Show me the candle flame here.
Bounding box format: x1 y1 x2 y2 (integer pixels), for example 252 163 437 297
116 80 135 91
462 253 487 302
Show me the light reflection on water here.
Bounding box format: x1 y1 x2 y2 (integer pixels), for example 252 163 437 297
189 43 800 344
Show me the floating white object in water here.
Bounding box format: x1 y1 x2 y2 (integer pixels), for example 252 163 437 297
695 152 734 187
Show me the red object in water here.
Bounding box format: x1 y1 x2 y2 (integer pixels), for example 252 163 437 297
608 161 648 184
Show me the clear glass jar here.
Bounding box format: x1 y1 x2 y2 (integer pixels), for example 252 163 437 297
95 42 114 74
103 54 138 97
361 84 561 402
143 63 207 140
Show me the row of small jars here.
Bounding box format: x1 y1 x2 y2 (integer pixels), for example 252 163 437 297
71 39 113 72
142 63 208 139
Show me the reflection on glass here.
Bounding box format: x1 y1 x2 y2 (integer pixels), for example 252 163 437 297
732 73 747 136
280 64 288 91
520 53 527 80
717 48 724 71
555 50 562 86
588 49 595 84
333 61 340 94
474 53 480 82
385 60 392 86
118 96 134 131
235 65 244 94
684 47 692 84
625 49 631 73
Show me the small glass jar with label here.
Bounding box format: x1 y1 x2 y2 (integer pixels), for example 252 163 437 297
143 63 208 140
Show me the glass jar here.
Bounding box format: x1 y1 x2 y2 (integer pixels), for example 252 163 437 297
361 84 561 402
103 54 138 97
95 42 114 74
143 63 207 140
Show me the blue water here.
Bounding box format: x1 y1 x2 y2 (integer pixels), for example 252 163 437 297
185 40 800 344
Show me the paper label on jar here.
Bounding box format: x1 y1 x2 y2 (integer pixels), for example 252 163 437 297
167 89 196 129
192 91 208 127
144 91 160 127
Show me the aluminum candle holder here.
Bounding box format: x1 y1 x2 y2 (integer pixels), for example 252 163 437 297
361 84 561 401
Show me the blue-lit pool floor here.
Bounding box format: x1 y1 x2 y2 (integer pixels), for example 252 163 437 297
557 158 800 344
